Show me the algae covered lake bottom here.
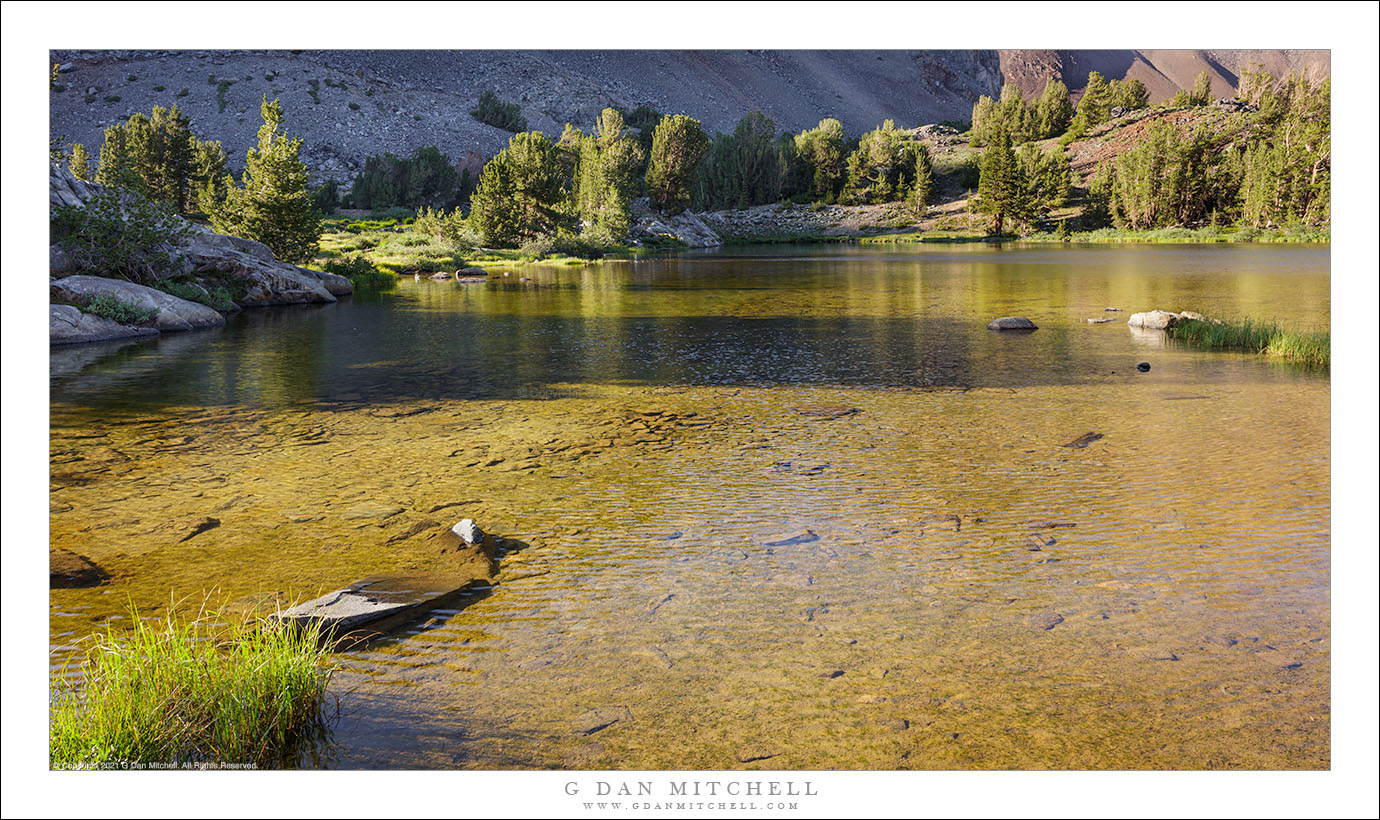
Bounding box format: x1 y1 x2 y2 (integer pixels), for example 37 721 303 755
49 243 1330 769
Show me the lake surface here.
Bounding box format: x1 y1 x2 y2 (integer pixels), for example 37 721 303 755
49 243 1331 769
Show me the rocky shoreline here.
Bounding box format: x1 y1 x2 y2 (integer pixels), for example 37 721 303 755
49 166 352 346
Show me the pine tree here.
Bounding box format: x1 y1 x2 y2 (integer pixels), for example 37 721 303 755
911 143 935 215
1189 71 1214 107
1079 72 1111 126
1033 78 1074 138
468 131 571 246
974 126 1024 235
792 118 847 201
208 98 321 264
69 143 92 181
646 114 710 214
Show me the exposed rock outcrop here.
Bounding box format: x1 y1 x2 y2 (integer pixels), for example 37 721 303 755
49 304 159 346
49 166 353 345
51 276 226 332
631 201 722 249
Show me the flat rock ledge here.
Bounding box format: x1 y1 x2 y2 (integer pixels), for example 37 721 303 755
987 316 1038 331
50 304 159 346
272 572 491 642
52 275 227 333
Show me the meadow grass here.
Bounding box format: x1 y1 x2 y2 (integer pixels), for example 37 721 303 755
50 603 337 769
1167 318 1329 368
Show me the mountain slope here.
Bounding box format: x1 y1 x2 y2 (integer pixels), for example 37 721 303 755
49 49 1328 182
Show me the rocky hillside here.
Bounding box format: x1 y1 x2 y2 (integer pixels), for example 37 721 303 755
50 49 1329 184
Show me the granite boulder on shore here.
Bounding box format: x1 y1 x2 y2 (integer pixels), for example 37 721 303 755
49 165 352 346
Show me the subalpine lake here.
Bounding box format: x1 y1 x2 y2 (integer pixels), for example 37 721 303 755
49 243 1330 769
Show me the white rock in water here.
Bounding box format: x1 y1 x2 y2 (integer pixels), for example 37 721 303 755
452 518 484 545
1127 310 1180 329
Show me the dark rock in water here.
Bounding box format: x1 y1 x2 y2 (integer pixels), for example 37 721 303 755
1137 362 1151 372
773 459 830 476
1026 612 1064 631
1027 535 1055 550
818 669 845 679
987 316 1038 331
735 744 782 763
1061 432 1104 448
50 549 108 588
170 516 220 543
794 404 860 420
1025 521 1077 529
572 706 632 736
765 530 820 547
661 530 684 541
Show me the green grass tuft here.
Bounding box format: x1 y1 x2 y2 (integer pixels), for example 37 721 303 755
50 603 337 769
1167 318 1329 368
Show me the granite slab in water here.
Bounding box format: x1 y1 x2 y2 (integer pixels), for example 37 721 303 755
273 573 489 635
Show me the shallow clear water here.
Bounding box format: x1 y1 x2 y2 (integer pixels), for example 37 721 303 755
50 243 1330 769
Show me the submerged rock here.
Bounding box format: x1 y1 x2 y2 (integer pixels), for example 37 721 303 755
1061 432 1104 448
1127 310 1180 330
1137 362 1152 372
735 744 782 763
1026 612 1065 631
794 404 860 419
987 316 1038 331
50 549 108 588
764 530 820 547
572 706 632 736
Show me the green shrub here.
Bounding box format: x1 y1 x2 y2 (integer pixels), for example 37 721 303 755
322 253 395 289
51 190 192 283
49 604 336 769
348 102 360 111
518 235 556 259
103 95 121 104
80 292 159 325
153 280 237 312
471 90 526 132
175 87 189 98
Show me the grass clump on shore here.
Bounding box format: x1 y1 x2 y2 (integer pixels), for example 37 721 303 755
1168 318 1329 368
50 605 337 769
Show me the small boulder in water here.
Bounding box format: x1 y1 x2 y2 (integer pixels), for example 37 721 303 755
987 316 1038 331
1137 362 1151 372
1127 310 1179 329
